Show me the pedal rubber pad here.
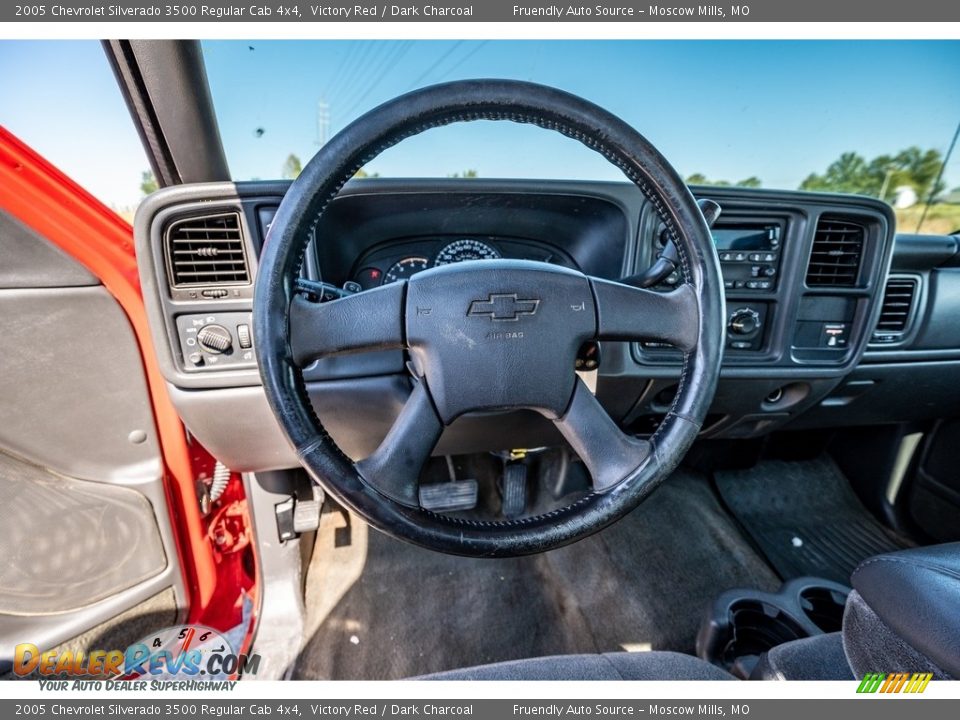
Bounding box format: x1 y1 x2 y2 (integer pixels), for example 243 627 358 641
292 485 324 534
501 463 528 519
419 479 478 512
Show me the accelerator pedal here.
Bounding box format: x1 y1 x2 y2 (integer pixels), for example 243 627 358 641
501 463 528 519
419 479 478 512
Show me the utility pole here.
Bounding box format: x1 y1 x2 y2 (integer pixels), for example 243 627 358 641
316 101 330 147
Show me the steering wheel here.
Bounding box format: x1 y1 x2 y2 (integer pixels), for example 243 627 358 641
254 80 724 557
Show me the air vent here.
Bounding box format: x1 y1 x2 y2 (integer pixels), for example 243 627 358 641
165 213 249 288
806 218 865 287
873 277 918 343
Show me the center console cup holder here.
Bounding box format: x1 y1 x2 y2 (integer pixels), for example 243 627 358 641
696 577 850 678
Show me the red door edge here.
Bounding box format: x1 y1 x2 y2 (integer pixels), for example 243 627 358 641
0 126 257 636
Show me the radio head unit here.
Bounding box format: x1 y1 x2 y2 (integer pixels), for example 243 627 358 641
713 222 783 292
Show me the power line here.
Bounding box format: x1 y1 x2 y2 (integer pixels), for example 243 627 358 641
431 41 489 84
333 42 401 122
406 41 465 90
339 41 416 121
916 118 960 232
323 41 359 103
326 42 381 117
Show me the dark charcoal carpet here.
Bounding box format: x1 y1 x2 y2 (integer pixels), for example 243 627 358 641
293 470 780 680
715 456 910 586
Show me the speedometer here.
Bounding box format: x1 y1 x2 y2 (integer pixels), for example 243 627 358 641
434 239 501 267
382 257 429 284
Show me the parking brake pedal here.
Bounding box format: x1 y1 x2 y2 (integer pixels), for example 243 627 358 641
419 480 478 512
501 463 528 519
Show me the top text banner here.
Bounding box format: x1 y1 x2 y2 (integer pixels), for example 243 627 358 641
5 0 960 22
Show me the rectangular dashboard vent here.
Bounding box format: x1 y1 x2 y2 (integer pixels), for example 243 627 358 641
165 212 249 287
873 277 918 341
806 217 865 287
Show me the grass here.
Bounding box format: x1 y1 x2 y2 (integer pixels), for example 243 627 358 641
894 203 960 236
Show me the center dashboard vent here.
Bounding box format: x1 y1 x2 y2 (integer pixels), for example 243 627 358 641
806 217 865 287
165 212 250 289
872 277 918 343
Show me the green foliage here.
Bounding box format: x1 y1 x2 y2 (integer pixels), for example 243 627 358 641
800 147 945 201
140 170 158 196
686 173 761 188
448 169 479 178
282 153 303 180
353 167 380 178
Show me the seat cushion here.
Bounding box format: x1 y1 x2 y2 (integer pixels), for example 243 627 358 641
418 652 735 681
847 543 960 678
752 633 853 681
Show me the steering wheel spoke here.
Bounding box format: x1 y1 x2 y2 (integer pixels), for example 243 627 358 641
288 282 406 367
591 278 699 352
554 379 652 492
355 380 443 508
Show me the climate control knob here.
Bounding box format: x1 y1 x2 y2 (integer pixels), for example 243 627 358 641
729 308 761 337
197 324 233 354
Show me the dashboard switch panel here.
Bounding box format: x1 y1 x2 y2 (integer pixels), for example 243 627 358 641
175 312 256 372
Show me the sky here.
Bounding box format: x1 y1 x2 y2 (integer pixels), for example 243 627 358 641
1 40 958 210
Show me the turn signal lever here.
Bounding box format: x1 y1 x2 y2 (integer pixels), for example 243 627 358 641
620 199 722 288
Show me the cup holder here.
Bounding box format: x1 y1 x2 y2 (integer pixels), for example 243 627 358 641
697 578 851 678
799 584 848 633
722 600 807 668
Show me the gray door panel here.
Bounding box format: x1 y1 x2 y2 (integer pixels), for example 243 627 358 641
0 208 185 668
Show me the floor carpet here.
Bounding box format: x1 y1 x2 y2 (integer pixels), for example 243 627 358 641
293 470 780 679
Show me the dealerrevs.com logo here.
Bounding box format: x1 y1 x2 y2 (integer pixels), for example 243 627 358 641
13 624 260 684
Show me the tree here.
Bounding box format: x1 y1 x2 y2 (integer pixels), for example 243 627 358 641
800 147 945 201
140 170 158 196
448 169 479 178
353 167 380 179
281 154 303 180
686 173 760 188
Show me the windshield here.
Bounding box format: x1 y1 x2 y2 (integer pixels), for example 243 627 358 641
203 40 960 235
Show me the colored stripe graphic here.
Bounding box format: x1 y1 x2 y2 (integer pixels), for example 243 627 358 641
857 672 932 693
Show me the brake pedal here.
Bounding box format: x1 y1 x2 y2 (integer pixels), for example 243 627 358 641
501 463 528 519
419 479 478 512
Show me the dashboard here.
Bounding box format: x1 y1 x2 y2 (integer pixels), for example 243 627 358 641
134 179 960 473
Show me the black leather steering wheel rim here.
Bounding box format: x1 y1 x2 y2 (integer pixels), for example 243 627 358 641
254 79 725 557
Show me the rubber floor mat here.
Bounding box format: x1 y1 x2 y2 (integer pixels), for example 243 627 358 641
715 456 910 585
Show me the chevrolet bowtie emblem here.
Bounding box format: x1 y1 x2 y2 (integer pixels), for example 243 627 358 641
468 293 540 321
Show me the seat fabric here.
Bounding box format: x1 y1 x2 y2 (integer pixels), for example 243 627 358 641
418 651 735 681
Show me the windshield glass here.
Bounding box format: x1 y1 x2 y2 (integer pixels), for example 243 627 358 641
203 40 960 234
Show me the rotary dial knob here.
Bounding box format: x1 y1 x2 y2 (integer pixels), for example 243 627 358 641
728 308 761 337
197 324 233 354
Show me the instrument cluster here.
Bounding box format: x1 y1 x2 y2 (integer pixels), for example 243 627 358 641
350 236 573 289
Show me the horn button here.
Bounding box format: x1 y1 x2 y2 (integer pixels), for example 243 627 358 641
405 260 597 424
